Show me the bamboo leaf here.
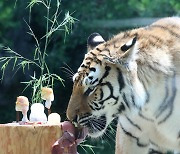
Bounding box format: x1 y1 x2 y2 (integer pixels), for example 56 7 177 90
0 57 8 63
13 57 18 70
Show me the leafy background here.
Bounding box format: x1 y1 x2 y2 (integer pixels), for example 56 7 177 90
0 0 179 153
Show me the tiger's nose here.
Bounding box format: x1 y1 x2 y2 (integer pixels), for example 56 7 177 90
67 106 91 122
66 86 91 122
66 108 77 122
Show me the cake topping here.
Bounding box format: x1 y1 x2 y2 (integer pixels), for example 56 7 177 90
47 113 61 125
15 96 29 122
29 103 47 122
41 87 54 109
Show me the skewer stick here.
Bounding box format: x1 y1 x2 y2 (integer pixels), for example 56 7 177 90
16 111 20 122
48 109 51 116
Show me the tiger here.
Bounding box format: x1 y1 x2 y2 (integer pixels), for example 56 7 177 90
66 17 180 154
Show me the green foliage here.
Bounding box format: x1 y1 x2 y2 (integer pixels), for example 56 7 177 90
0 47 38 80
0 0 77 104
0 1 17 44
61 0 179 22
127 0 179 17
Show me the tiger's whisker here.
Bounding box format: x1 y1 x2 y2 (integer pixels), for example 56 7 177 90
63 62 75 74
61 66 74 76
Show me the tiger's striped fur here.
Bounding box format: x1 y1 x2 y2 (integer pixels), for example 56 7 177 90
66 17 180 153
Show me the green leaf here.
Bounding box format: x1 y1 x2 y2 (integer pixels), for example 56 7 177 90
13 57 18 70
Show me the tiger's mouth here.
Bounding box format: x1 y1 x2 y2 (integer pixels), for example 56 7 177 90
78 114 107 138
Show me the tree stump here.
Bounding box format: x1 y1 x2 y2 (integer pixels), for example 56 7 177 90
0 124 62 154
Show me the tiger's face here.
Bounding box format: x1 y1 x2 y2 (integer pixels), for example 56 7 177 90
69 62 122 137
67 33 146 138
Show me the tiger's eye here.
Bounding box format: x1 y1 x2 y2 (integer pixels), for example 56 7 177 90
89 67 96 72
88 76 93 80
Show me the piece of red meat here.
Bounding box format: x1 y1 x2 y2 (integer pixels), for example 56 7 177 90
51 121 88 154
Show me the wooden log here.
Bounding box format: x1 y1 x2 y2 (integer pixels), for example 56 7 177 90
0 124 62 154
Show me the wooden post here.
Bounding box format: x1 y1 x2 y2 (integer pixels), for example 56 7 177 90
0 124 62 154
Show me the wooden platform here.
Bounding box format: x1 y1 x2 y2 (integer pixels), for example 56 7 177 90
0 124 62 154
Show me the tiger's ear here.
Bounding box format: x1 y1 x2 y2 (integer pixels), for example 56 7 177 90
87 33 105 50
120 36 138 61
103 36 138 69
121 36 137 53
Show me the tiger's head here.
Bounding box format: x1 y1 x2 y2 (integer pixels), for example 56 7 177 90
66 33 147 138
